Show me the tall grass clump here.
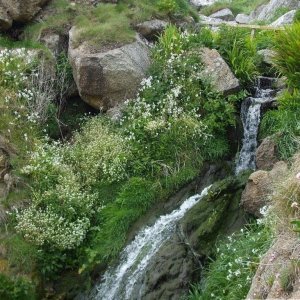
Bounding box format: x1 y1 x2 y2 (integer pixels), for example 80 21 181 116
214 26 260 87
260 91 300 160
272 22 300 88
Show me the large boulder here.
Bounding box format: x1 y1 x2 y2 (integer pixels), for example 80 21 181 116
200 48 240 95
251 0 300 21
68 27 151 110
271 9 297 27
209 8 234 21
0 0 49 30
256 137 279 171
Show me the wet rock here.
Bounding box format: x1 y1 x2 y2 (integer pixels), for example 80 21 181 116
139 235 194 300
241 170 272 217
271 9 297 27
135 19 168 41
235 13 252 24
0 0 49 31
69 27 151 110
200 48 240 95
134 176 248 300
256 137 279 171
251 0 300 21
181 176 248 256
209 8 234 21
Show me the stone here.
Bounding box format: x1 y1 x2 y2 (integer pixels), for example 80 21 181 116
190 0 218 8
200 48 240 95
240 170 272 217
135 19 168 41
251 0 300 21
68 27 151 110
235 13 252 24
256 137 279 171
0 0 50 31
209 8 234 21
246 234 300 299
257 49 276 65
271 9 297 27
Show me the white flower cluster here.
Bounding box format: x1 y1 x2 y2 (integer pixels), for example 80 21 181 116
72 118 131 184
16 207 90 249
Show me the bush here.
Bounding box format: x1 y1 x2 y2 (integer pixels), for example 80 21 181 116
273 22 300 88
0 274 35 300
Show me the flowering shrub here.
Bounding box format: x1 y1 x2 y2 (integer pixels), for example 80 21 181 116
121 26 235 177
16 207 90 250
189 224 273 300
70 117 132 185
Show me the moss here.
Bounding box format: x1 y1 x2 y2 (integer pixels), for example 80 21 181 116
180 174 249 257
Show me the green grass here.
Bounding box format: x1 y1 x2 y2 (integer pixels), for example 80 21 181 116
200 0 269 16
188 223 273 300
260 91 300 160
272 22 300 88
24 0 197 48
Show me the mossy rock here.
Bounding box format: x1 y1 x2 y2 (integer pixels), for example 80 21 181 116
180 173 249 257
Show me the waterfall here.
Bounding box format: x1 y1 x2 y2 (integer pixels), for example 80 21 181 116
89 186 211 300
235 77 276 174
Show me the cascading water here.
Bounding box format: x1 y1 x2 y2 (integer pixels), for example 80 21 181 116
235 77 276 174
90 186 211 300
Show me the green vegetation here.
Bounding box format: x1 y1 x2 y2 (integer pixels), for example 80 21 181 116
260 22 300 160
1 25 243 292
0 274 36 300
272 22 300 88
188 224 272 300
200 0 268 16
260 91 300 159
25 0 197 48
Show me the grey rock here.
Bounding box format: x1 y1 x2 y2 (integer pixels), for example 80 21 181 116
0 0 49 30
200 47 240 95
257 49 276 65
246 234 300 299
190 0 218 8
209 8 234 21
235 13 252 24
68 27 151 110
252 0 300 21
271 9 297 27
136 19 168 41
